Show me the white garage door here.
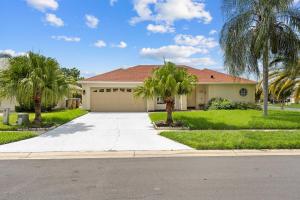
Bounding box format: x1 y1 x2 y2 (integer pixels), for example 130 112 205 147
90 88 147 112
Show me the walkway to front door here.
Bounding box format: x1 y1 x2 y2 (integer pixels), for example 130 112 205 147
0 113 191 152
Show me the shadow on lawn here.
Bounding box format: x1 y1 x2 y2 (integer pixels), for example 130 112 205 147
177 116 237 130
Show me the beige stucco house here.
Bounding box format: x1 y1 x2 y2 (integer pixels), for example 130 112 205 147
0 56 19 111
80 65 257 112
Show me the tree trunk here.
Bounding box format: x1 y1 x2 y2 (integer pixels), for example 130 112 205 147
33 91 42 126
262 43 269 116
165 97 175 126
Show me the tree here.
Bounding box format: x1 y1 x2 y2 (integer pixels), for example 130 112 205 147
61 67 83 82
220 0 300 116
0 52 71 126
269 63 300 107
134 62 197 125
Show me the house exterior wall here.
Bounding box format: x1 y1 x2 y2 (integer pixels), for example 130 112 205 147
0 98 18 111
80 82 255 112
81 82 188 111
207 84 256 103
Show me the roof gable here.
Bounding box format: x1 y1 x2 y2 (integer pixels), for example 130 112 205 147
83 65 256 84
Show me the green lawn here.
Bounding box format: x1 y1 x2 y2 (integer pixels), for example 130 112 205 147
0 109 88 131
161 130 300 150
0 132 37 145
149 110 300 130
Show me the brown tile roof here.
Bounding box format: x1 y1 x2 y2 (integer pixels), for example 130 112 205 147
83 65 256 84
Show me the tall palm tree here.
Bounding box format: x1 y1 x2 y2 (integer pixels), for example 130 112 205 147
0 52 71 126
220 0 300 116
134 62 197 125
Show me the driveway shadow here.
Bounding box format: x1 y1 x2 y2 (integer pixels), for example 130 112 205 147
41 122 95 138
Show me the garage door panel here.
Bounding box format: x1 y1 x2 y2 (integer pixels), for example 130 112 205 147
91 88 147 112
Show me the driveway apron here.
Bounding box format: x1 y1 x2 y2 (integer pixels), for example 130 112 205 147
0 113 191 152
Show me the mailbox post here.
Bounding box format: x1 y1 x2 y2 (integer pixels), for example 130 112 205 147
3 108 10 125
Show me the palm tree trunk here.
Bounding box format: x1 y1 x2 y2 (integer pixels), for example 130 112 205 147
33 91 42 126
262 43 269 116
165 97 174 126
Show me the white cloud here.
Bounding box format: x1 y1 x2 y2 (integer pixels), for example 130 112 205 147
0 49 27 57
113 41 127 48
110 0 118 6
130 0 212 27
147 24 175 33
94 40 107 48
45 13 64 27
209 29 217 35
51 36 81 42
85 15 99 29
140 33 218 67
140 45 207 59
26 0 58 12
294 0 300 5
174 34 218 48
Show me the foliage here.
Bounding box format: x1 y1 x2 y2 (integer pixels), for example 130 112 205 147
134 62 197 124
256 61 300 105
0 52 72 125
269 64 300 103
220 0 300 116
160 130 300 150
61 67 83 82
149 110 300 130
207 98 261 110
0 132 37 145
15 103 56 112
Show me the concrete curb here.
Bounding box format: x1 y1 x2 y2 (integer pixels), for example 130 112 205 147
1 150 300 160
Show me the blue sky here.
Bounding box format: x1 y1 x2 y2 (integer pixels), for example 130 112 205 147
1 0 225 77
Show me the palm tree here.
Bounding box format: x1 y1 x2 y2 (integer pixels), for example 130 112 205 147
0 52 71 126
134 62 197 125
220 0 300 116
269 64 300 106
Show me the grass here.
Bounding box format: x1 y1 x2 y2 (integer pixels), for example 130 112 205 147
160 130 300 150
0 109 88 131
149 110 300 130
0 132 37 145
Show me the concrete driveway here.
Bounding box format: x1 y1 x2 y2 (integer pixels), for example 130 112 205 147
0 113 191 152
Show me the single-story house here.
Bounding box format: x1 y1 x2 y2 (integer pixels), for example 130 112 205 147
79 65 257 112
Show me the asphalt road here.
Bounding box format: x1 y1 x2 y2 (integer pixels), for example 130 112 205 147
0 156 300 200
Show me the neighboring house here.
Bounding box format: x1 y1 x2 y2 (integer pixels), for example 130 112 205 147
80 65 257 112
0 56 18 111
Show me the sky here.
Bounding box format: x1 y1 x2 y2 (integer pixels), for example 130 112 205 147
1 0 233 77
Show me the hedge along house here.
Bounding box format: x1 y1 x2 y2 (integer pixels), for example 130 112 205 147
79 65 257 112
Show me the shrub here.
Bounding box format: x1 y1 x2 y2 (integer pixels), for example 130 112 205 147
15 103 56 112
207 98 261 110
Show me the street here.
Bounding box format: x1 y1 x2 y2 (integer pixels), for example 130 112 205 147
0 156 300 200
